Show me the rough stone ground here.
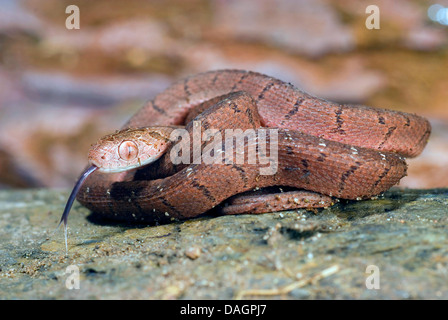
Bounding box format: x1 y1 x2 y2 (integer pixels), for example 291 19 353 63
1 0 448 191
0 187 447 299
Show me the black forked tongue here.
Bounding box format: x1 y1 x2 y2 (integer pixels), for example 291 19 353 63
57 165 98 253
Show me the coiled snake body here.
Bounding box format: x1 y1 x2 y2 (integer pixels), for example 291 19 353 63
60 70 431 225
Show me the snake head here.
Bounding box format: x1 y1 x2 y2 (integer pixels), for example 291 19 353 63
58 127 174 247
88 127 173 173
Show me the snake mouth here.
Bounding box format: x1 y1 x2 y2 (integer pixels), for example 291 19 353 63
89 154 161 173
93 162 143 173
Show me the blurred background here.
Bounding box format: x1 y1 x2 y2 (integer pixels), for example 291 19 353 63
0 0 447 190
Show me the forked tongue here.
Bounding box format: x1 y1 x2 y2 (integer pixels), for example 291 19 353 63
57 165 98 254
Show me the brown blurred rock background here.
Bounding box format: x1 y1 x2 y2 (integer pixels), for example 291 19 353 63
0 0 447 190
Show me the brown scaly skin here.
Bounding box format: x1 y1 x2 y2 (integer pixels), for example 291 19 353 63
76 70 431 223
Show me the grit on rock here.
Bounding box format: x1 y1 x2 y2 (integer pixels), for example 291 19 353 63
0 188 446 299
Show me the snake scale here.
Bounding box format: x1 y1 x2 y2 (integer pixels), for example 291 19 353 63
61 69 431 225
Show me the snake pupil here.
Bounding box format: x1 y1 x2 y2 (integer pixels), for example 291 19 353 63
118 140 138 161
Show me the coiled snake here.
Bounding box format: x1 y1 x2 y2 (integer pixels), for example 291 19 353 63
59 70 431 228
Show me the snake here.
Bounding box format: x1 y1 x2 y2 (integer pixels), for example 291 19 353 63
59 69 431 228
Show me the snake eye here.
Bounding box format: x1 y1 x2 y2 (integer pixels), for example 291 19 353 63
118 140 138 161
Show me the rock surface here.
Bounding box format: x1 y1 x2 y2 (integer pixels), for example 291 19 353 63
0 187 447 299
